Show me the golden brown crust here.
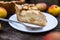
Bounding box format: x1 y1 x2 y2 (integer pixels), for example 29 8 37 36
15 4 47 26
0 0 25 14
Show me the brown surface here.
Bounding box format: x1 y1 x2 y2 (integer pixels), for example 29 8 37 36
0 14 60 40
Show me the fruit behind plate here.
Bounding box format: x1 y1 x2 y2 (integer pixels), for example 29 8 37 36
0 7 7 18
48 5 60 16
36 3 47 11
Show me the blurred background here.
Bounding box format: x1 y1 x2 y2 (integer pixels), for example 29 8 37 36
0 0 58 6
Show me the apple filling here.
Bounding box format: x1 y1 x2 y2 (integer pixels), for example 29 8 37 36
15 4 47 26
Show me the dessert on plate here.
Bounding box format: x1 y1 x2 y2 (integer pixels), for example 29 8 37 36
15 4 47 27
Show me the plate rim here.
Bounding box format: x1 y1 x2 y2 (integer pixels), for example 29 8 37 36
8 12 58 33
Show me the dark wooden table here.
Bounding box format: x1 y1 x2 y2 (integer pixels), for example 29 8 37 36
0 13 60 40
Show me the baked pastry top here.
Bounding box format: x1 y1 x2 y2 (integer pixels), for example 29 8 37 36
15 4 47 26
0 1 25 14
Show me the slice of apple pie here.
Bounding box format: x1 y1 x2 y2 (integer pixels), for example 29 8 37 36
15 4 47 26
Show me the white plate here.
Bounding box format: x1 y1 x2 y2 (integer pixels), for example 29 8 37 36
8 12 58 33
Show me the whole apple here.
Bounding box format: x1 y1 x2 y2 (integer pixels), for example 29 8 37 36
43 32 60 40
36 3 47 11
48 5 60 16
0 7 7 18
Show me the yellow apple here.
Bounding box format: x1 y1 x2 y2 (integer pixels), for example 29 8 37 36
0 7 7 18
48 5 60 16
36 3 47 11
